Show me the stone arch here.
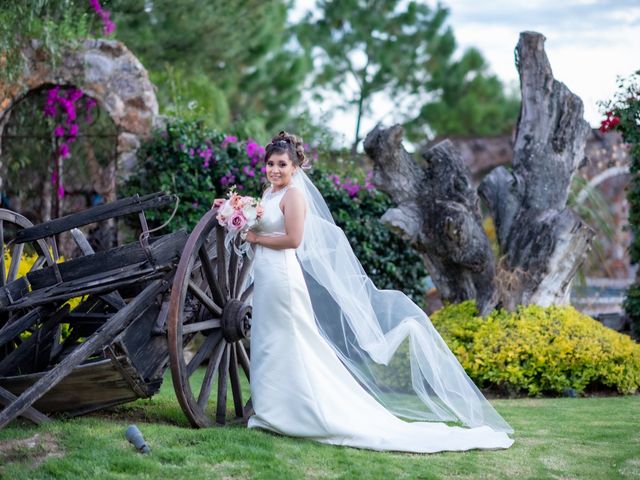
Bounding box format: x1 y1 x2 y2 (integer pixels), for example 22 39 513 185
0 38 158 192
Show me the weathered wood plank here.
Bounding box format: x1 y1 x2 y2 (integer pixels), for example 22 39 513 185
5 268 167 312
0 275 170 429
71 228 126 310
0 386 50 424
0 305 70 376
15 193 176 244
0 357 148 415
27 230 187 290
0 307 45 349
0 277 30 308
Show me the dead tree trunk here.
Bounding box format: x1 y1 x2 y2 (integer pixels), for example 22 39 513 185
363 127 497 314
478 32 593 309
364 31 594 312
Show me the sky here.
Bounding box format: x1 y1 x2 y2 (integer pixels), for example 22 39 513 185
292 0 640 147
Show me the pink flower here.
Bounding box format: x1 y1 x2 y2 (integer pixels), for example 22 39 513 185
69 124 79 136
59 143 70 158
230 193 243 210
213 198 225 208
54 125 65 137
228 211 247 231
221 135 238 148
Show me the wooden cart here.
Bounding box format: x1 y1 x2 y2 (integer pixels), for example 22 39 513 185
0 193 253 429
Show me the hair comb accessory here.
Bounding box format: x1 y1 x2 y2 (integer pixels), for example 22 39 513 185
272 139 291 147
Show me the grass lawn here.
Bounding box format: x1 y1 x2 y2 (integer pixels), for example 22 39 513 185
0 372 638 480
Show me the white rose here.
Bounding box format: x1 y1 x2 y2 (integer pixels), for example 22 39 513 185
220 201 234 218
243 204 257 222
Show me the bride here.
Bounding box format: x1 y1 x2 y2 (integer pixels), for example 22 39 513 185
243 131 514 453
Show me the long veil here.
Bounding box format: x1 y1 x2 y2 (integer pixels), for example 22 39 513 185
290 168 513 434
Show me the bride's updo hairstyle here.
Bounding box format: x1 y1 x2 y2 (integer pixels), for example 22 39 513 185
265 131 308 168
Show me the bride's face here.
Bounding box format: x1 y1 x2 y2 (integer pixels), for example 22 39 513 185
266 152 297 191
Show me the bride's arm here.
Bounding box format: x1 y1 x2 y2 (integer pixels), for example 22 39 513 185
246 188 306 250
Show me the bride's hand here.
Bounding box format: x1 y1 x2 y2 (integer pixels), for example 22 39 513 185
245 230 259 244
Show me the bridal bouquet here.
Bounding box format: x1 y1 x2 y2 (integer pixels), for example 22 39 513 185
213 187 264 254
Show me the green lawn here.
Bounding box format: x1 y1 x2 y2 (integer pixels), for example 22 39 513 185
1 373 638 480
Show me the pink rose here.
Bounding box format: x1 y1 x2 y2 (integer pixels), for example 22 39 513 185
230 193 243 210
229 211 247 231
213 198 225 209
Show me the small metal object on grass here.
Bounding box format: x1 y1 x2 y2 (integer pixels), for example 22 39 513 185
125 424 150 454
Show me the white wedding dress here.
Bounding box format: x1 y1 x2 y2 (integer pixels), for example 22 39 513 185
247 184 514 453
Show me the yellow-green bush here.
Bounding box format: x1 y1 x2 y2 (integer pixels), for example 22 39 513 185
431 301 640 396
3 249 83 341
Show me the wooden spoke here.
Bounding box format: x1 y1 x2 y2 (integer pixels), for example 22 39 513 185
229 344 244 417
215 226 229 298
228 239 239 299
168 209 253 428
182 319 221 335
187 279 222 316
7 242 24 283
215 345 230 424
234 256 253 299
186 330 222 378
236 341 251 382
28 255 47 273
240 282 254 303
0 219 5 287
198 244 225 307
197 340 227 409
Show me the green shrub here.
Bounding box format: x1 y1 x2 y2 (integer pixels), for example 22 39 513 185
122 119 427 304
120 119 267 232
600 71 640 336
377 301 640 396
309 166 427 306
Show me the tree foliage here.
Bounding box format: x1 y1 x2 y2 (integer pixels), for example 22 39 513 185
296 0 518 150
111 0 311 139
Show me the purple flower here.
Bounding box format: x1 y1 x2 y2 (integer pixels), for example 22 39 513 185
69 124 79 136
260 166 267 174
246 139 261 158
221 135 238 148
199 148 212 159
54 125 65 137
179 143 186 151
68 88 83 102
242 165 255 177
43 105 57 117
57 184 65 199
220 176 229 186
188 148 195 156
59 143 70 158
85 97 97 110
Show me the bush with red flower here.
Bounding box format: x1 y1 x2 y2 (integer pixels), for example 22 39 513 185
600 70 640 336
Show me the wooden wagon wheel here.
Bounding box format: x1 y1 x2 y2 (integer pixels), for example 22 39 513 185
0 209 58 362
0 209 56 287
168 209 253 427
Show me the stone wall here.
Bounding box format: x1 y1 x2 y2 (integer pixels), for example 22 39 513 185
0 38 158 191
